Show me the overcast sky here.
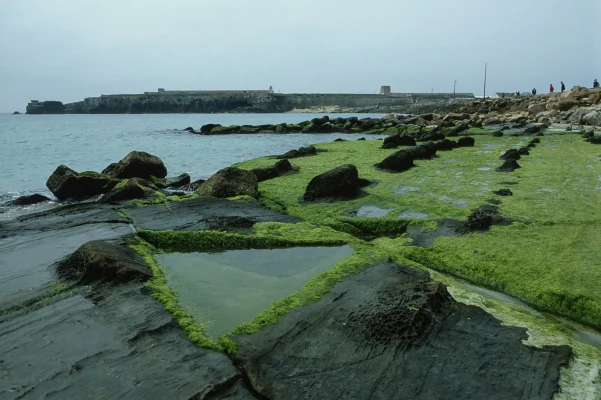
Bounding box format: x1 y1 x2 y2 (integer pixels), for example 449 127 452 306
1 0 600 112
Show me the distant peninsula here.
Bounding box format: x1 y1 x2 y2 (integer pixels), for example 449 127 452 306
25 87 475 114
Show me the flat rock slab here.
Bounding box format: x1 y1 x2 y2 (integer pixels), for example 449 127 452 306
0 283 248 399
123 197 301 232
233 262 572 400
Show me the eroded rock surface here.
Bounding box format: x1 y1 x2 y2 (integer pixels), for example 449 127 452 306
233 262 572 400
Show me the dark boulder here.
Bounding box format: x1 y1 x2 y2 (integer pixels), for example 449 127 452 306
13 111 21 115
197 167 258 198
407 143 437 159
103 151 167 180
501 149 521 161
493 189 513 196
333 138 346 142
382 133 417 149
517 147 530 155
152 173 191 189
303 164 369 201
178 178 206 192
200 123 221 134
46 165 117 201
496 160 521 172
589 135 601 144
445 122 469 137
276 145 317 159
315 122 335 133
524 125 544 134
100 178 160 203
465 205 500 231
184 126 195 133
530 138 541 144
361 119 377 131
12 193 52 206
433 139 458 151
56 241 152 284
419 131 446 142
376 149 415 172
457 137 476 147
492 130 504 137
357 137 366 141
251 160 294 182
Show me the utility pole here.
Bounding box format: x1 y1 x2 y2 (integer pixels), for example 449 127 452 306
483 62 488 100
453 80 457 100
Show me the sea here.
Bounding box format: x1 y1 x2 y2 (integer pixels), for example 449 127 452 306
0 113 384 220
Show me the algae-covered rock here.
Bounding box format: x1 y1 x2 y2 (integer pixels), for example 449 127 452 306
100 178 161 203
303 164 368 201
493 189 513 196
433 139 458 151
56 240 151 284
103 151 167 180
198 167 259 198
46 165 117 201
496 159 521 172
376 149 415 172
200 123 221 133
382 133 417 149
152 173 191 189
457 136 476 147
501 149 521 161
251 159 294 182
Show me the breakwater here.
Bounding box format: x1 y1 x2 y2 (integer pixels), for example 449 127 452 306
25 92 466 114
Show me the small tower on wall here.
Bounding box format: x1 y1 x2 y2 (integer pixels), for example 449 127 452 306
268 86 274 93
380 86 391 95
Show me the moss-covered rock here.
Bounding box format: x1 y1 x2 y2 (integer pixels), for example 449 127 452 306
197 167 258 198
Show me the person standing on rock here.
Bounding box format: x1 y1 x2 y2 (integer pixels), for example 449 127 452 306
549 84 555 93
561 82 566 92
532 88 537 96
594 79 600 89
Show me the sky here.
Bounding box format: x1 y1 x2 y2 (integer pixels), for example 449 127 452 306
1 0 600 112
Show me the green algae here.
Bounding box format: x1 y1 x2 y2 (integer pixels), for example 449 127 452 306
234 135 601 329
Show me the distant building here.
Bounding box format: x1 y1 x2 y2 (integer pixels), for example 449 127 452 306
380 86 391 95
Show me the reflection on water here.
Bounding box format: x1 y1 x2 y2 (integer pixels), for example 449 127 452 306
157 246 354 337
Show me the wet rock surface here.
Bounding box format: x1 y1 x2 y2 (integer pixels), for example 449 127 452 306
233 262 572 400
100 177 160 203
11 193 52 206
251 159 295 182
0 194 309 399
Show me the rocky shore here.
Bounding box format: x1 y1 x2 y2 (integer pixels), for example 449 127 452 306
3 89 601 399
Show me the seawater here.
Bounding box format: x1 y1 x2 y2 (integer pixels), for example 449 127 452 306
0 113 384 219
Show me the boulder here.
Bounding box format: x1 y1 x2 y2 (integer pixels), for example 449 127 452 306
382 133 417 149
46 165 117 201
406 143 437 159
501 149 521 161
445 122 469 137
197 167 258 198
527 103 547 115
524 125 544 134
583 110 601 126
56 241 152 284
556 98 580 112
152 173 191 189
200 123 221 134
178 178 206 192
492 130 504 137
465 205 500 231
433 139 458 151
103 151 167 180
184 126 195 133
418 131 446 142
12 193 52 206
100 178 160 203
251 160 294 182
377 149 415 172
303 164 369 201
496 160 521 172
493 189 513 196
315 122 335 133
457 137 475 147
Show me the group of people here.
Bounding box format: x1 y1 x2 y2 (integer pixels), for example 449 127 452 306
531 79 599 95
